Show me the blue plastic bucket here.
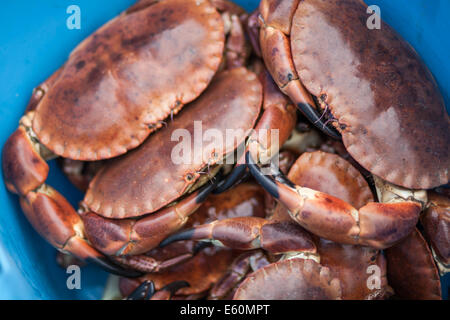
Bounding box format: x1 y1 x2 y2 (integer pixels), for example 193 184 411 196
0 0 448 299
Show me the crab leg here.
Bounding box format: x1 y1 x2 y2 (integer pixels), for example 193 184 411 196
160 216 317 258
125 280 190 300
420 191 450 274
114 253 194 274
246 10 262 57
257 0 340 139
150 281 191 300
209 250 270 300
2 116 142 277
214 63 297 194
125 280 156 300
385 228 442 299
79 176 220 261
246 152 422 249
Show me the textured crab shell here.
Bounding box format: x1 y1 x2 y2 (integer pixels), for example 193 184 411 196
233 259 342 300
289 0 449 189
385 228 442 300
33 0 225 161
119 183 266 297
420 191 450 266
316 238 389 300
288 150 374 209
280 151 388 299
85 68 262 218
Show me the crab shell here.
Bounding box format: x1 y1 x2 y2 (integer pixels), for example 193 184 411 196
385 228 442 300
234 259 342 300
280 151 389 300
33 0 225 161
420 191 450 268
84 67 262 219
119 183 267 298
233 150 390 300
259 0 449 189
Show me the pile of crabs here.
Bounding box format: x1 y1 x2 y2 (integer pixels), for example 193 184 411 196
3 0 449 300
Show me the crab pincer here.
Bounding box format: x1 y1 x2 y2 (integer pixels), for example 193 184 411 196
162 150 394 299
247 0 449 249
125 280 190 300
2 0 263 274
118 183 267 300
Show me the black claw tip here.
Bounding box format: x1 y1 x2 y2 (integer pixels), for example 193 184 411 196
195 170 224 203
213 164 247 194
88 256 144 278
297 103 341 140
159 229 196 248
161 280 190 296
126 281 155 300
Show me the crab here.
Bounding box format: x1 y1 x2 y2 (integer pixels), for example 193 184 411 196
76 57 299 271
420 191 450 275
4 18 303 277
385 227 443 300
381 185 449 299
162 149 394 299
123 280 192 300
114 182 267 300
242 0 449 249
2 0 268 276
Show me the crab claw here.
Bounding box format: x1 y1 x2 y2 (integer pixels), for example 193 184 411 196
18 185 142 278
246 151 422 249
213 163 247 194
160 216 317 256
113 253 195 274
3 126 49 196
209 250 270 300
79 173 223 260
125 281 155 300
125 280 190 300
420 191 450 274
385 228 442 299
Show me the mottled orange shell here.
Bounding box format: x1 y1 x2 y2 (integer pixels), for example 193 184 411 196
33 0 225 161
288 151 374 209
119 182 266 297
316 238 389 300
385 228 441 300
85 68 262 218
279 151 387 299
290 0 449 189
421 192 450 265
234 259 342 300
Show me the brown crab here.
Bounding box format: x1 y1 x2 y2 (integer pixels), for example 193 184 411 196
243 0 449 249
116 182 267 300
77 59 298 270
4 43 300 276
163 149 393 299
385 227 443 300
2 0 265 275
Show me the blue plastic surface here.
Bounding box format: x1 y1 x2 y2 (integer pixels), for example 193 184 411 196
0 0 448 300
